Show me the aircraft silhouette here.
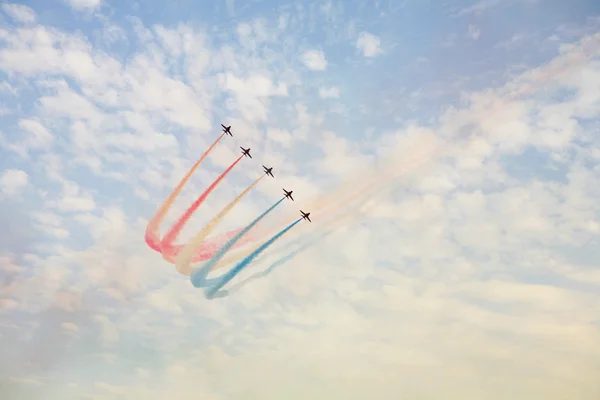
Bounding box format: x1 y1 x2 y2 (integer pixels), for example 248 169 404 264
283 188 294 201
221 124 232 136
240 147 252 158
263 165 274 178
300 210 311 222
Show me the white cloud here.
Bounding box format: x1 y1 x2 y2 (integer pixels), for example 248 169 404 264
61 322 79 333
1 3 36 23
94 315 119 343
468 24 482 40
0 255 21 274
220 72 288 121
54 181 96 212
267 128 294 148
236 22 252 39
62 0 103 12
8 377 43 386
0 298 19 310
300 49 328 71
6 118 54 158
455 0 501 16
0 169 28 196
319 87 340 98
148 291 183 313
0 82 17 95
1 8 600 400
102 23 128 45
356 32 382 57
33 211 70 239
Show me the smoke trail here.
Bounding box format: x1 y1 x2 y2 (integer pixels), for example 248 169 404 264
145 132 225 251
154 129 438 269
220 134 443 250
212 183 388 294
149 38 588 261
206 171 405 272
204 218 303 299
187 198 285 287
222 224 337 296
162 231 244 264
206 131 462 290
160 155 244 261
145 42 598 296
173 175 265 276
149 132 441 267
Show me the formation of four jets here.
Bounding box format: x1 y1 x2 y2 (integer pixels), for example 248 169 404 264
221 124 312 223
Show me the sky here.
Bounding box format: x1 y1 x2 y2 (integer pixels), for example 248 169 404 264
1 0 600 399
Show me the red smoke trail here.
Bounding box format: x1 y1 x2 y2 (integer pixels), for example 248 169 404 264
145 132 226 252
160 155 244 261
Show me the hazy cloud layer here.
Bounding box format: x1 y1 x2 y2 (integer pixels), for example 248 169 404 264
1 1 600 399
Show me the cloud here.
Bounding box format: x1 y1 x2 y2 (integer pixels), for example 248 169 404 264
60 322 79 333
0 169 28 196
1 3 36 24
319 87 340 98
468 24 482 40
5 119 54 158
101 22 128 45
62 0 103 12
220 72 288 121
300 49 328 71
356 32 382 57
0 4 600 400
454 0 501 17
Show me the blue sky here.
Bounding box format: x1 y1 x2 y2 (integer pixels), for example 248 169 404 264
1 0 600 399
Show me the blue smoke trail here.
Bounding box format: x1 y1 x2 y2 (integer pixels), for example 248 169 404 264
204 218 303 299
190 197 285 288
217 194 380 296
220 225 338 297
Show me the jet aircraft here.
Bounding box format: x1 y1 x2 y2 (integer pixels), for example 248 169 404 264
300 210 311 222
263 165 274 177
283 188 294 201
221 124 233 136
240 147 252 158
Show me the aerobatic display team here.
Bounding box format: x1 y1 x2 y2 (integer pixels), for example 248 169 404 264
144 123 440 299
